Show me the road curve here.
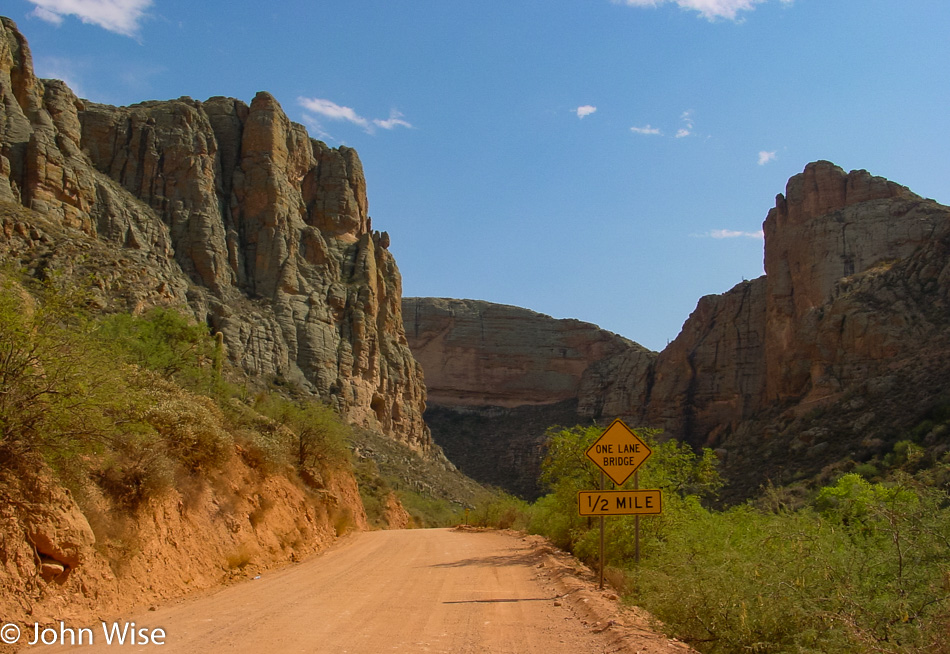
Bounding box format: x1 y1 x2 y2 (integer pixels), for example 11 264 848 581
31 528 631 654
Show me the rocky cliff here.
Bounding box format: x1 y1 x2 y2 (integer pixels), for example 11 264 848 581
0 17 429 450
404 298 641 407
406 163 950 501
403 297 649 497
581 161 950 498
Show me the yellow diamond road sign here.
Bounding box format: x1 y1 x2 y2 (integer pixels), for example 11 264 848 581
585 419 652 486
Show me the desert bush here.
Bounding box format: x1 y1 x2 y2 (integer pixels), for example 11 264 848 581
397 489 465 528
94 445 175 511
630 476 950 653
354 459 392 527
0 272 135 463
469 490 530 530
0 271 244 513
526 423 950 653
95 308 218 387
252 393 351 471
143 390 233 471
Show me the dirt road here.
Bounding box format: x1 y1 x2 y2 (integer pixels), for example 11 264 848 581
27 528 693 654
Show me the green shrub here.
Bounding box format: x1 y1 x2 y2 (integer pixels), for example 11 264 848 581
0 272 132 462
629 476 950 653
469 490 530 530
252 393 351 471
143 390 233 471
525 422 950 653
397 490 465 528
95 308 216 385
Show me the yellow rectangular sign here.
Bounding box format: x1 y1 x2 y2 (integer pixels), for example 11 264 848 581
578 490 662 516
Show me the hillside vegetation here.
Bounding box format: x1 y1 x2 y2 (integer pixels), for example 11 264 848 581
0 269 475 627
474 425 950 653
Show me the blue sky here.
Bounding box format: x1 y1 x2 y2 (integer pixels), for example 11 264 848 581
11 0 950 351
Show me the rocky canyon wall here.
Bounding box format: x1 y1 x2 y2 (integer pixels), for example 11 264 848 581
0 17 429 450
578 161 950 497
403 298 642 408
407 162 950 500
403 297 650 497
586 162 950 441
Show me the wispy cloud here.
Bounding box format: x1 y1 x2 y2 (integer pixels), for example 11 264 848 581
373 109 413 130
757 150 777 165
692 228 765 239
612 0 792 21
676 110 694 138
299 98 371 131
34 56 84 96
632 110 697 139
27 0 152 37
576 105 597 119
298 98 413 137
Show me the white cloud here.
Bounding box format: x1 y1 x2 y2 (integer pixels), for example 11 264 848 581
27 0 152 37
298 98 412 137
676 110 694 138
576 105 597 119
373 109 413 130
757 150 777 165
692 228 765 239
613 0 791 21
298 97 371 131
632 110 697 139
30 6 64 25
300 114 336 143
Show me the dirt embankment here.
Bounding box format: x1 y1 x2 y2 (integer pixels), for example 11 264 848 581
0 452 369 641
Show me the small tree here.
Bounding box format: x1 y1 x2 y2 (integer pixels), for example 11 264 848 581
253 394 351 470
0 273 125 461
95 308 215 383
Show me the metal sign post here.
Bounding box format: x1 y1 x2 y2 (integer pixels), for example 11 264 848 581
634 471 640 564
599 471 605 590
579 419 663 588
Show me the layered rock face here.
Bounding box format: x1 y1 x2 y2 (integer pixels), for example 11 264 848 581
589 162 949 439
0 17 429 450
582 161 950 497
403 297 648 496
406 162 950 500
403 298 642 407
761 162 940 405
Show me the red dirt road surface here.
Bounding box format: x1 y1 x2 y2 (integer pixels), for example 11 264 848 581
27 528 696 654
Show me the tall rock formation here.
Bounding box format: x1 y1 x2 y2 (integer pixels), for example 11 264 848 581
581 161 950 498
406 162 950 500
403 297 647 497
0 17 429 450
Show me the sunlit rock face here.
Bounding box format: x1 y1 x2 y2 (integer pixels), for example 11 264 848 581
407 160 950 500
585 161 950 498
403 297 648 497
0 17 430 451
